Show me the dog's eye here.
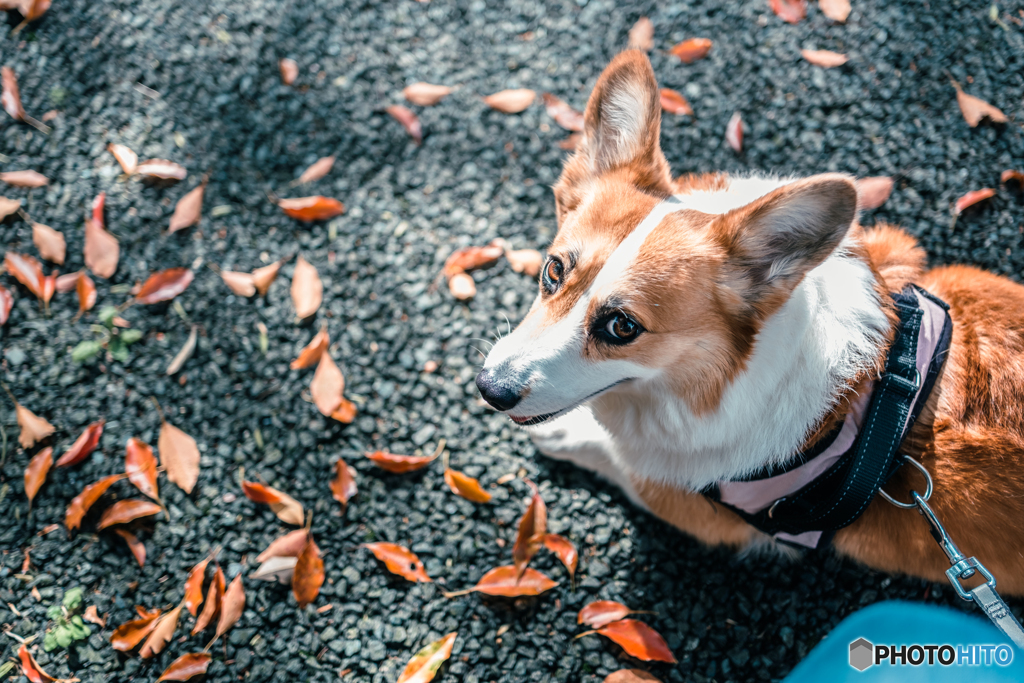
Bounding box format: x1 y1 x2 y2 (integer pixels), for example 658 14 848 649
542 257 564 294
598 313 643 344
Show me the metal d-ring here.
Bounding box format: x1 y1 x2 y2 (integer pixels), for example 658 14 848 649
878 455 934 508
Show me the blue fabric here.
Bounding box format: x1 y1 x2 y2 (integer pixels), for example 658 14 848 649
784 601 1024 682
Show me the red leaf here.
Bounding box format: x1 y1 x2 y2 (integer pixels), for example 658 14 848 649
659 88 693 116
0 284 12 326
212 574 245 644
241 479 304 525
18 643 55 683
192 566 224 634
541 93 584 132
443 244 504 279
24 446 53 504
330 457 358 508
291 326 329 370
444 468 491 503
278 196 345 222
668 38 712 64
135 267 193 304
65 474 122 531
136 159 187 182
769 0 807 24
279 58 298 86
293 532 325 608
2 66 25 121
184 555 212 616
366 447 441 474
97 499 162 529
386 105 423 144
157 652 212 682
41 269 56 308
954 188 996 215
1002 170 1024 186
543 534 578 582
857 177 894 210
363 542 432 582
114 528 147 567
578 600 634 629
110 609 162 651
4 251 45 299
445 566 558 598
725 111 744 152
513 487 547 579
125 437 160 500
0 170 49 187
56 420 105 467
592 619 676 663
76 271 97 313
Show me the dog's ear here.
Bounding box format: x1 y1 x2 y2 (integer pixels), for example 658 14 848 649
716 174 859 313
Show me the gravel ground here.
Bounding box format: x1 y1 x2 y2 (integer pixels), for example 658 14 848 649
3 1 1024 682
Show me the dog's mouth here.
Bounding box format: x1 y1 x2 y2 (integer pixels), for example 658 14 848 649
506 379 633 426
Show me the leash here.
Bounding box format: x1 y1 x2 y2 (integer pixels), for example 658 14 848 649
880 456 1024 649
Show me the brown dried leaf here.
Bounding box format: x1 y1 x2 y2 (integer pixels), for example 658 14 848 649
14 401 55 449
2 66 25 121
953 83 1007 128
0 195 21 219
279 58 298 86
84 192 119 279
513 488 547 579
108 144 138 175
157 652 212 682
447 272 475 300
192 566 224 634
0 284 12 326
443 244 504 278
135 267 193 304
402 82 452 106
24 446 52 504
954 188 996 215
293 257 325 318
125 437 159 500
604 670 663 683
220 270 256 297
330 457 358 508
279 195 345 222
310 351 345 417
725 111 744 152
591 619 677 663
111 608 161 651
541 93 584 132
83 606 106 628
366 442 442 474
483 88 535 113
659 88 693 116
257 529 308 562
505 248 543 277
445 566 557 598
579 600 635 628
668 38 712 64
168 182 205 233
386 104 423 144
159 419 201 494
627 17 654 51
291 326 329 370
293 532 325 608
249 556 297 584
4 251 44 299
252 259 283 296
396 632 457 683
183 555 211 616
18 643 55 683
542 534 578 582
857 177 894 210
0 170 48 188
296 156 336 184
139 605 182 659
136 159 187 182
800 49 848 68
364 542 431 583
819 0 851 23
769 0 807 24
444 468 491 503
55 272 79 293
56 420 105 468
114 528 147 567
241 480 305 525
97 499 162 529
1002 170 1024 186
212 574 245 644
76 272 97 313
65 474 122 531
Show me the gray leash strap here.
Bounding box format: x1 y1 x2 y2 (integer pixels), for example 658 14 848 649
880 456 1024 649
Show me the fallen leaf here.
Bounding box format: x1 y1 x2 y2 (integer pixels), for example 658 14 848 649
954 83 1007 128
589 619 676 663
291 326 329 369
363 542 432 582
83 605 106 629
0 284 12 326
296 156 335 184
330 457 358 508
257 530 308 563
135 267 194 304
4 251 44 299
56 420 105 468
24 446 53 504
2 66 25 121
627 17 654 51
111 608 162 651
819 0 851 22
386 105 423 144
857 176 894 210
444 468 491 503
396 632 457 683
125 437 159 500
183 554 212 616
18 643 55 683
578 601 639 629
84 192 119 279
98 499 162 529
331 398 357 424
293 532 325 608
136 159 187 182
1002 170 1024 186
604 670 663 683
252 259 283 296
725 111 744 152
443 244 504 279
0 170 47 188
445 566 558 598
954 188 996 215
211 574 245 645
40 269 57 309
504 248 543 277
513 487 547 579
402 83 451 106
139 605 182 659
114 528 147 567
484 88 535 114
249 556 298 584
157 652 212 682
168 182 205 233
76 272 97 313
219 270 256 297
541 93 584 132
108 144 138 175
800 49 848 68
288 256 322 321
192 566 225 634
0 195 21 219
11 398 55 449
55 272 79 293
159 419 201 494
65 474 122 531
543 534 578 582
14 0 51 22
279 58 298 85
241 479 305 525
310 351 346 417
447 272 475 300
770 0 807 24
366 441 443 474
668 38 712 64
166 324 198 375
659 88 693 116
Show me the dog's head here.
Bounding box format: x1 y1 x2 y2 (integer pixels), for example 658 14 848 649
477 51 859 425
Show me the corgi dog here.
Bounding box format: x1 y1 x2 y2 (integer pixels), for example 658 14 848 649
476 50 1024 595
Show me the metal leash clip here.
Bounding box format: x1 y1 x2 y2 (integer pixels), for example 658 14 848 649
880 456 1024 649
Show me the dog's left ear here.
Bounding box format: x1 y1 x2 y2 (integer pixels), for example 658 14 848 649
717 174 858 312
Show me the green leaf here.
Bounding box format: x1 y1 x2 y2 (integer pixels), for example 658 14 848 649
62 587 83 611
98 306 118 326
120 328 143 345
72 340 103 363
43 630 58 652
47 604 62 620
69 619 90 640
108 337 128 362
55 625 73 648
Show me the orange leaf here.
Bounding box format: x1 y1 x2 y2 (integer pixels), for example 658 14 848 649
279 58 298 85
136 159 187 182
330 457 358 508
543 534 577 582
240 479 284 504
627 17 654 51
24 446 52 504
41 269 57 308
20 0 51 23
1002 170 1024 186
386 105 423 144
366 444 442 474
483 89 535 114
363 542 432 583
108 143 138 175
0 284 11 326
256 529 308 562
291 255 323 318
83 605 106 628
659 88 692 116
310 351 346 418
955 188 996 215
578 600 634 629
14 400 55 449
168 182 205 233
953 83 1007 128
192 566 225 634
402 83 452 106
447 272 475 300
125 437 159 500
252 259 284 296
159 418 200 494
505 248 543 277
541 93 584 132
291 326 329 370
769 0 806 24
513 487 547 579
76 272 97 313
2 66 25 121
0 196 20 220
396 632 457 683
443 244 504 279
296 156 336 184
446 566 557 598
98 499 162 529
65 474 122 531
111 609 162 651
183 555 212 616
18 643 55 683
219 270 256 297
135 267 193 304
725 111 743 152
4 251 45 299
56 420 105 468
857 177 894 210
293 532 325 608
157 652 212 682
84 192 119 279
604 670 663 683
139 605 182 659
212 574 245 644
0 169 48 187
331 397 357 424
668 38 712 63
592 619 676 663
444 468 491 503
241 479 304 525
32 223 65 264
819 0 851 22
114 528 147 567
800 49 848 68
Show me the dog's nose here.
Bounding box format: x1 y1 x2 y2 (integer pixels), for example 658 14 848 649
475 369 522 411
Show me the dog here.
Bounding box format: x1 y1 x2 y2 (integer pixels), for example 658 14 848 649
475 50 1024 596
